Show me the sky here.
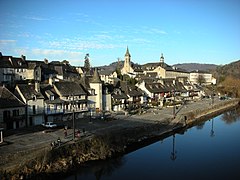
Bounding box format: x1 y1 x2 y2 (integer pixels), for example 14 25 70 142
0 0 239 66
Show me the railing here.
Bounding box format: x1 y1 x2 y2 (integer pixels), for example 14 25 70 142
6 114 25 121
28 109 44 115
45 109 64 115
64 107 89 113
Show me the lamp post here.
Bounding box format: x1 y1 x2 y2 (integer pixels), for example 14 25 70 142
89 109 92 123
173 90 176 119
210 119 215 137
72 95 75 140
211 83 214 106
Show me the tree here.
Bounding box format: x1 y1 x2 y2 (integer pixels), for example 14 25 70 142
197 74 206 85
84 53 91 73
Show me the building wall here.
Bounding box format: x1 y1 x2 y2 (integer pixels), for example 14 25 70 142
152 66 166 78
166 71 190 79
27 98 45 125
103 94 112 111
90 82 103 111
190 72 213 85
0 106 26 129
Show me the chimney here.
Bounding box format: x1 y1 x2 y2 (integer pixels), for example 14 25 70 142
35 81 40 93
21 55 26 61
49 75 54 86
44 58 48 64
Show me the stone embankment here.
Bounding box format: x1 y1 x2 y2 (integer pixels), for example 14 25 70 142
0 99 239 179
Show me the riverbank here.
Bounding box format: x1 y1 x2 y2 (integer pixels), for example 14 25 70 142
0 98 239 179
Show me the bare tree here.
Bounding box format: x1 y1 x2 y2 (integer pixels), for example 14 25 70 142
197 74 206 85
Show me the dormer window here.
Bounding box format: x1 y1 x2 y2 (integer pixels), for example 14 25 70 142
50 95 54 101
18 61 22 66
32 95 36 101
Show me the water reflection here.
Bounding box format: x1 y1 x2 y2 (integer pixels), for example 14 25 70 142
221 106 240 124
65 107 240 180
74 157 125 180
210 119 215 137
170 134 177 161
195 121 205 130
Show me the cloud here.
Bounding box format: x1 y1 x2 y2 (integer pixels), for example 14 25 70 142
47 38 120 51
31 48 83 57
0 40 17 44
24 15 49 21
145 28 167 35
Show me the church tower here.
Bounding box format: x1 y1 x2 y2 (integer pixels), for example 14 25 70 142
160 53 164 67
121 46 133 75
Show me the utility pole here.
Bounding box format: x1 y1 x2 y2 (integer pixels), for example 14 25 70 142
72 95 75 140
211 83 214 106
170 134 177 161
173 90 176 119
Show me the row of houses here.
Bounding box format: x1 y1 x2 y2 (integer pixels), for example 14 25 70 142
0 51 209 130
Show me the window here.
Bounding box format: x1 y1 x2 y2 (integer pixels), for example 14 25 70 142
32 95 36 101
33 105 36 114
3 111 10 121
13 109 19 116
50 95 54 101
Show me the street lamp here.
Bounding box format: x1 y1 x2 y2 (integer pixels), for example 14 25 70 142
89 108 92 123
173 90 176 119
211 83 214 106
72 95 75 140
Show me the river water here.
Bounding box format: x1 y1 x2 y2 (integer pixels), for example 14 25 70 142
65 107 240 180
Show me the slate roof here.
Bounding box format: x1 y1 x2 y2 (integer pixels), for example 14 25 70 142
0 56 12 68
175 81 187 92
112 93 128 100
11 56 28 68
120 81 142 97
0 86 25 108
16 84 44 100
54 81 87 96
99 70 115 76
142 62 173 71
145 82 167 93
40 84 64 104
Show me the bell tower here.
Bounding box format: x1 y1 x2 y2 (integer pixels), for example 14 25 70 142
123 46 131 73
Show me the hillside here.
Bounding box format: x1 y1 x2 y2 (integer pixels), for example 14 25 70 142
98 61 218 73
172 63 218 72
214 60 240 80
213 60 240 98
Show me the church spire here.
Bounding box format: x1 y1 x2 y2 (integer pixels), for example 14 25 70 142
125 46 131 57
91 68 101 83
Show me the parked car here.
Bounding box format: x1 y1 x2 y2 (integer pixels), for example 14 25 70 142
42 122 57 128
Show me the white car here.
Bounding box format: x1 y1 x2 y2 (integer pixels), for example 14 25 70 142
42 122 57 128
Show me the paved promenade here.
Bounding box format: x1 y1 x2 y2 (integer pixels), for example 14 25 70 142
0 97 234 170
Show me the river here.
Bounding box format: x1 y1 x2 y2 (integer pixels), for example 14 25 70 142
65 107 240 180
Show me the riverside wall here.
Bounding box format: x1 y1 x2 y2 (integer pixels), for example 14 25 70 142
0 99 239 179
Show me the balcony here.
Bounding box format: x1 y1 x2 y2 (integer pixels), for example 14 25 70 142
64 107 89 114
28 109 44 115
4 114 25 122
45 109 64 115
